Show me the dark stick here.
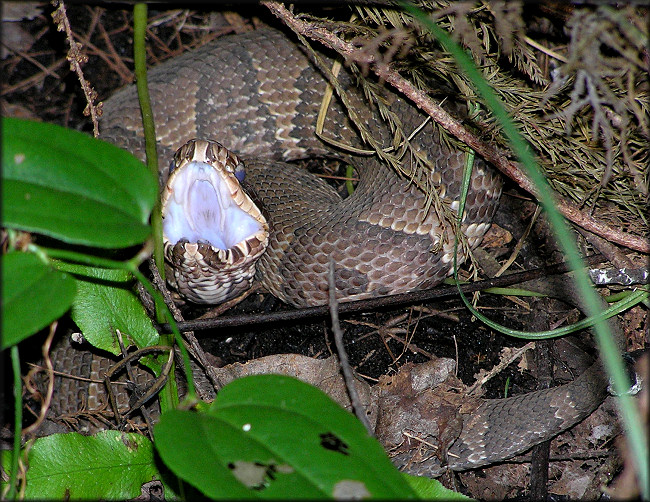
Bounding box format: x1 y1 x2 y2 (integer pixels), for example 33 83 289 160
159 255 604 334
529 304 553 498
328 258 375 435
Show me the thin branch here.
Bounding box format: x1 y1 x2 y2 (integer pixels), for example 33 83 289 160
148 259 224 395
22 322 58 435
0 58 67 95
328 258 374 435
161 254 605 334
51 0 101 136
466 341 536 396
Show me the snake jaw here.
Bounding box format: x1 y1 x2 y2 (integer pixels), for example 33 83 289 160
161 139 269 304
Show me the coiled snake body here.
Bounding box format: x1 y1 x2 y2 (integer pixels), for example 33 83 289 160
45 27 613 474
101 27 501 307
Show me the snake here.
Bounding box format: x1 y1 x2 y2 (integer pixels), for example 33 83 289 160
100 27 501 307
38 27 619 475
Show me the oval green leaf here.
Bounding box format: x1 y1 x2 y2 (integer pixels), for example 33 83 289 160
53 262 161 372
155 375 417 499
1 251 76 349
1 118 156 248
402 473 473 500
25 431 165 500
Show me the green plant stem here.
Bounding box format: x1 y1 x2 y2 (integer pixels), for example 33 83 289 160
129 267 195 401
7 345 22 500
402 2 648 496
133 4 164 295
345 165 355 196
478 289 646 339
133 3 179 414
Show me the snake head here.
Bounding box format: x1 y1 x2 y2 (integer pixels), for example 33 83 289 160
161 139 269 304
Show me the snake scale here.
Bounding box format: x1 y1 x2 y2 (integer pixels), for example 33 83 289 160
42 27 614 474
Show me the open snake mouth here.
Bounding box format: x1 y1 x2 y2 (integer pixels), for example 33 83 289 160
163 160 263 249
160 139 269 304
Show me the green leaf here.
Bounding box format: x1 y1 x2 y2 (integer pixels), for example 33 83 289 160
156 411 259 499
25 432 164 500
1 117 156 248
155 375 417 499
54 262 160 366
55 260 133 282
402 473 474 500
1 251 76 349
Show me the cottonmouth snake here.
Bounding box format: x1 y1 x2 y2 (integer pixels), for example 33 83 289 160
40 27 618 474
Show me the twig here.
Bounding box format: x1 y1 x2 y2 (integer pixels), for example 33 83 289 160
22 322 58 435
102 344 171 423
149 259 223 395
529 314 553 498
112 329 155 436
161 254 605 334
524 36 568 63
495 205 541 277
263 2 648 254
0 58 67 96
328 258 374 435
2 46 62 79
75 31 133 84
466 341 536 396
578 227 636 270
96 20 133 83
51 0 101 136
25 363 116 385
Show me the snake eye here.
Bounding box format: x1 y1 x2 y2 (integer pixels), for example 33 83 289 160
234 163 245 183
168 158 179 177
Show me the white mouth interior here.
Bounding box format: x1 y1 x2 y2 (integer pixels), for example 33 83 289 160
163 161 263 250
